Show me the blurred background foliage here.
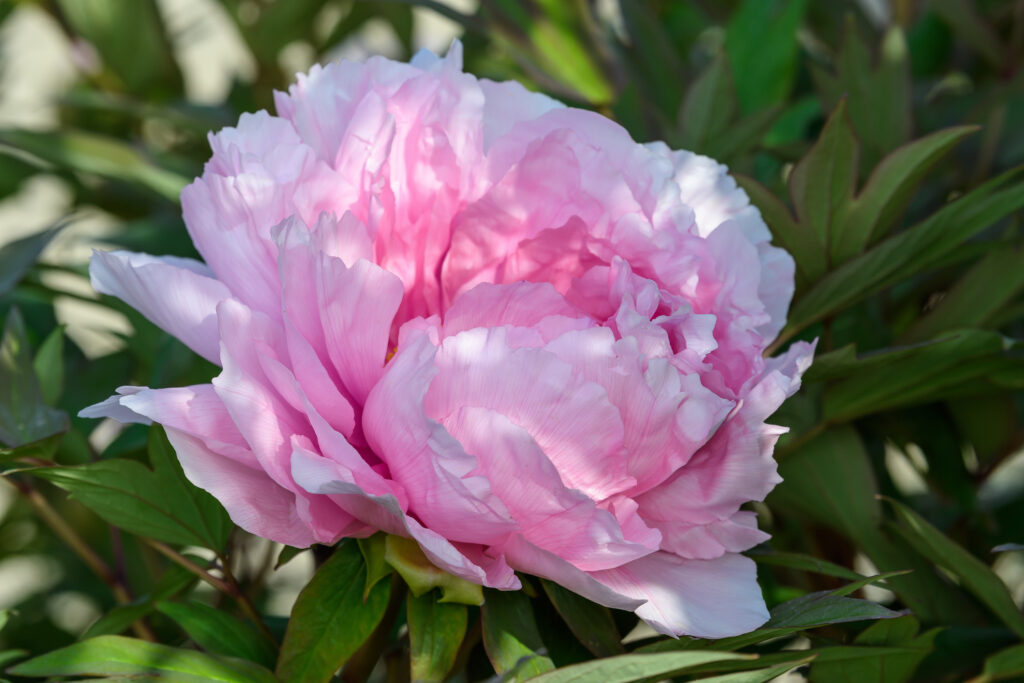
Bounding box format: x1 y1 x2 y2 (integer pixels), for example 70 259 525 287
0 0 1023 682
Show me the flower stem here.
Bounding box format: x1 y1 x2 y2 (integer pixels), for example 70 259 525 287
11 478 156 641
144 538 277 645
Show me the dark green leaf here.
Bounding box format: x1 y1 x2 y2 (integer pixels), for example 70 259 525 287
27 427 231 549
0 129 188 201
808 630 940 683
786 168 1024 333
979 643 1024 682
726 0 807 112
678 51 735 152
32 325 64 406
900 245 1024 343
620 0 686 115
357 533 391 599
735 175 825 284
0 308 69 448
541 579 623 658
481 588 554 681
7 636 276 682
931 0 1004 66
277 542 392 683
788 99 857 246
526 651 750 683
690 656 815 682
822 330 1011 420
812 21 911 169
832 125 977 261
749 550 865 581
407 590 467 683
885 498 1024 638
157 601 277 669
765 586 905 629
84 562 199 638
275 545 306 570
56 0 183 97
0 224 64 297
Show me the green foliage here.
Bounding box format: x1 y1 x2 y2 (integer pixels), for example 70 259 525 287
0 1 1022 681
8 635 277 682
27 428 231 549
276 541 392 682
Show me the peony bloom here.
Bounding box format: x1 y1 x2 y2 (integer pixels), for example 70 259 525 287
83 42 813 638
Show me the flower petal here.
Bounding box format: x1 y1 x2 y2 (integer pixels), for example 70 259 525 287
89 250 230 365
592 551 769 638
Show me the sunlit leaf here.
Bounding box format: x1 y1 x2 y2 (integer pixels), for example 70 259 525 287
525 651 749 683
8 636 276 682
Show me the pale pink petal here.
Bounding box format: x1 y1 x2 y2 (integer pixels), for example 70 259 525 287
592 551 769 638
426 327 633 500
363 332 517 545
89 250 230 365
444 405 655 571
317 256 404 404
291 444 519 589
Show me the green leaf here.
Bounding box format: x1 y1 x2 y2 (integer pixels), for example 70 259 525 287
0 431 64 465
931 0 1004 66
690 656 815 682
885 498 1024 638
275 545 306 570
772 427 881 538
27 427 231 549
407 590 467 683
900 245 1024 343
56 0 183 97
0 308 69 448
831 125 977 262
0 129 189 201
735 175 825 285
7 636 276 682
678 51 735 152
384 534 482 605
541 579 624 658
765 584 905 630
157 601 277 669
788 99 857 247
84 561 199 639
811 634 940 683
525 651 750 683
786 167 1024 333
481 588 555 681
32 325 64 406
822 330 1011 421
0 224 64 297
357 533 391 599
277 542 392 683
726 0 807 113
749 550 865 582
978 643 1024 682
812 21 911 170
619 0 686 116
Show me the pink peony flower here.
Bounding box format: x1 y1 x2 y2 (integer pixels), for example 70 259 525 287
83 43 813 638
